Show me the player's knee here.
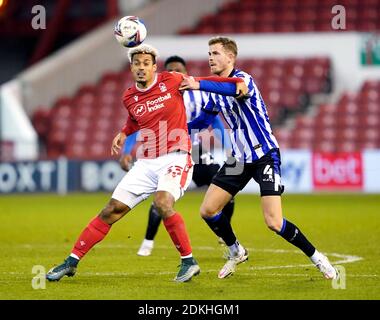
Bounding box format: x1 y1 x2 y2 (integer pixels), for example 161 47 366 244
99 200 128 222
153 198 173 218
265 217 282 233
153 191 175 218
200 204 217 219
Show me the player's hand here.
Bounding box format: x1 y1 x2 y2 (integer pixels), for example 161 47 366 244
179 76 200 91
235 82 249 99
111 132 126 155
119 154 133 172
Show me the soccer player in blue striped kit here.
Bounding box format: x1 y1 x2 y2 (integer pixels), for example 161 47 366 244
185 36 338 280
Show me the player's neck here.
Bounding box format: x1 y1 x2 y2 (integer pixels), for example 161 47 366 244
218 66 234 78
136 73 157 89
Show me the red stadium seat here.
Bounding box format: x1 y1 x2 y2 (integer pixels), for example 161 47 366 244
319 128 337 141
32 108 51 139
292 140 313 149
314 141 335 152
295 22 316 32
177 0 380 35
274 128 292 142
318 104 338 115
362 80 380 92
336 141 357 152
295 115 315 129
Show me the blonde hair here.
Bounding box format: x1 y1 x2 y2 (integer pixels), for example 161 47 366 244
128 44 159 64
208 36 238 57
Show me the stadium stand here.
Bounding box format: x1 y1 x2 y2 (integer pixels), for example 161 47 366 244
26 0 379 160
274 80 380 152
179 0 380 34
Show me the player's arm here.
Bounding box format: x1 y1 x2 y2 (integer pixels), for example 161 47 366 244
188 109 218 131
188 95 219 131
122 131 138 154
119 131 138 171
112 114 140 156
179 75 248 98
234 73 255 98
211 115 232 150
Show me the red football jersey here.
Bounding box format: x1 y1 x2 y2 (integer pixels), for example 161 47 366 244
122 71 191 158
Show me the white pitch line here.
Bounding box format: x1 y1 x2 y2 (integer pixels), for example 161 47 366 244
8 243 364 275
154 245 364 270
11 243 365 267
77 272 378 278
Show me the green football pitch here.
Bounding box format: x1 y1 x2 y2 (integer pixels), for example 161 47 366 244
0 192 379 300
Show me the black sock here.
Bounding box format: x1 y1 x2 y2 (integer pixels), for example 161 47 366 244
203 212 236 246
277 218 316 257
67 256 79 266
221 198 235 223
145 204 162 240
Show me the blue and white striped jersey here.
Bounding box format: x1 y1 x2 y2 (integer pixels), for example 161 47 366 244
203 69 279 163
183 90 210 121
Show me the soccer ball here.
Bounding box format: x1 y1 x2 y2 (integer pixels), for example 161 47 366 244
114 16 147 48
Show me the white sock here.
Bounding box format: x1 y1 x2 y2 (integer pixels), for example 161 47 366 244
228 240 244 257
181 253 193 259
310 250 323 264
142 239 154 248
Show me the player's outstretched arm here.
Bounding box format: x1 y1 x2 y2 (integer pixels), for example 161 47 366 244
179 76 248 98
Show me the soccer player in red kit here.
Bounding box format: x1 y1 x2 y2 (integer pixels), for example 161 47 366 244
46 44 248 282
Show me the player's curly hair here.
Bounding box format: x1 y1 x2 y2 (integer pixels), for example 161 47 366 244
128 44 159 64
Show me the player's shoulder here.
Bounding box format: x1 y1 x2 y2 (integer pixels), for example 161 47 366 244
234 69 253 80
234 69 257 87
122 85 138 103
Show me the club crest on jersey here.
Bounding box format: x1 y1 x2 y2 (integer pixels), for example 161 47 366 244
134 96 138 101
159 82 167 92
133 104 146 117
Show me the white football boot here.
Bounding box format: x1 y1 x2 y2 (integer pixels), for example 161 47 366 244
312 252 338 280
137 239 154 256
218 247 249 279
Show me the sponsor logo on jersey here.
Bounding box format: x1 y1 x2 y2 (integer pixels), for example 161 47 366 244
133 104 146 117
159 82 167 92
146 93 171 112
132 93 172 117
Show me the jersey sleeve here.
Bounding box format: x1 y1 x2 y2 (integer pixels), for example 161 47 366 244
121 93 141 136
235 72 255 98
195 76 243 83
121 113 140 136
202 94 220 114
195 76 244 97
122 131 138 154
168 71 185 86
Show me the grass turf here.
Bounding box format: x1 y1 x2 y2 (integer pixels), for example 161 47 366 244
0 192 379 300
